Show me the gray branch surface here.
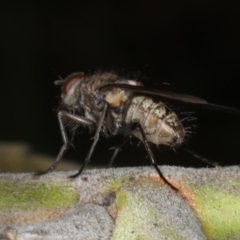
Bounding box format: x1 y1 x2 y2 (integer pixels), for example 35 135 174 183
0 166 240 240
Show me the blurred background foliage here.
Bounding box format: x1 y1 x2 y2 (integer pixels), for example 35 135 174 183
0 1 240 172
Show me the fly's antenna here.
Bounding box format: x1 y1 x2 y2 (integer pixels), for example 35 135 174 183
49 65 65 85
54 80 65 85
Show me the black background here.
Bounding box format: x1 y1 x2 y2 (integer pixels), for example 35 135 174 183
1 1 240 169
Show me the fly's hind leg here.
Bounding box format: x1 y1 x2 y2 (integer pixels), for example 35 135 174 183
34 111 94 176
134 123 178 191
183 148 221 167
108 135 132 168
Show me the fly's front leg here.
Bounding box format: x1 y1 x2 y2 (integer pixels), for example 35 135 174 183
34 111 94 176
69 104 108 178
134 123 178 191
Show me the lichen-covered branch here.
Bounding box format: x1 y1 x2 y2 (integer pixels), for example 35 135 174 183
0 166 240 240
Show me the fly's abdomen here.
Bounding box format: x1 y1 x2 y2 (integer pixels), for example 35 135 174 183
124 96 185 146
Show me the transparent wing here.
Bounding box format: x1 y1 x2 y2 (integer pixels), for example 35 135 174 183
99 84 240 115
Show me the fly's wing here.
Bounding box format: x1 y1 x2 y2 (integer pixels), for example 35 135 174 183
99 84 240 115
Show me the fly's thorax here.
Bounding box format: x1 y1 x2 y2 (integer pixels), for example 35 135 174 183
78 73 122 115
125 96 185 146
80 73 141 124
82 72 121 95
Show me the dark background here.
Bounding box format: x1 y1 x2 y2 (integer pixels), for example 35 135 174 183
1 1 240 170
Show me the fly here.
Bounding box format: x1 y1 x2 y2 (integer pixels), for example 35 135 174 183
35 72 240 190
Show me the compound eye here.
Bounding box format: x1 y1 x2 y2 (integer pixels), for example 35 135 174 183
61 72 85 95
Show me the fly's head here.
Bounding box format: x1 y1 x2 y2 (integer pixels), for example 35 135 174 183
57 72 85 108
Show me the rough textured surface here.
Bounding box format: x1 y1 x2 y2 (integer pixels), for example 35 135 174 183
110 178 204 240
0 205 113 240
0 166 240 239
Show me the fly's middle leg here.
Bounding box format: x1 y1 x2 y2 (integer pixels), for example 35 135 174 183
69 104 108 178
108 135 132 168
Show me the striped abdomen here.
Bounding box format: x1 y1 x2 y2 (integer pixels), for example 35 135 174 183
124 96 185 146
